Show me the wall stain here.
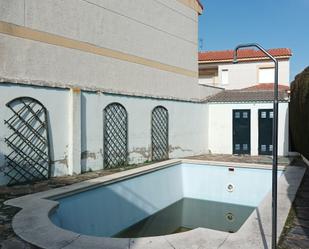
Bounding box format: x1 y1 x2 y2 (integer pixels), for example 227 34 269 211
129 147 151 160
169 145 193 153
51 156 68 168
81 151 97 160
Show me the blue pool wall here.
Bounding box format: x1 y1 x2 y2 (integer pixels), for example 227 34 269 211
182 163 279 207
51 165 183 236
51 163 281 237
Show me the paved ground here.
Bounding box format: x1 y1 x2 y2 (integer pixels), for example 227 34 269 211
0 155 307 249
186 154 293 166
0 164 147 249
278 158 309 249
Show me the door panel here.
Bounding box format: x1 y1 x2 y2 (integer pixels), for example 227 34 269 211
259 109 273 155
233 110 251 154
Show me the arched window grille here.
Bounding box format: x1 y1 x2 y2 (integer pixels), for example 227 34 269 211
103 103 128 168
4 97 51 185
151 106 169 161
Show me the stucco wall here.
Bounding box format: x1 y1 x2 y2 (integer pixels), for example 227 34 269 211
0 0 219 100
0 83 70 185
81 91 209 172
208 102 289 156
0 82 209 185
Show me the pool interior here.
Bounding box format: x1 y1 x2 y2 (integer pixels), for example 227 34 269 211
50 163 281 238
114 198 255 238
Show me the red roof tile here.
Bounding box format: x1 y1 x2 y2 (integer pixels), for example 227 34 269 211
199 48 292 62
243 83 290 91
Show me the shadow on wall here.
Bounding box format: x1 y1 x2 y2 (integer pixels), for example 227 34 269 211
0 151 9 185
47 110 56 177
81 93 88 173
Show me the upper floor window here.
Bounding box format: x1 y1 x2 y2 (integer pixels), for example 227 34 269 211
221 69 229 85
198 67 218 86
259 67 275 83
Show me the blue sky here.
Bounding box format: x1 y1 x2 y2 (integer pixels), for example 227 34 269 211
198 0 309 81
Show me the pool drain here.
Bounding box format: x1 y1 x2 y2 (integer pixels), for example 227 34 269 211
225 212 235 222
226 183 235 192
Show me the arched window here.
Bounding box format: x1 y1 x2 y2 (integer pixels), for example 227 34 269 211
151 106 169 161
4 97 51 185
103 103 128 168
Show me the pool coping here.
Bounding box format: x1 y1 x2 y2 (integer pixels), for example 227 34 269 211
4 159 306 249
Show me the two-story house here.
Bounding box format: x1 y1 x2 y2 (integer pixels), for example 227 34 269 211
199 49 292 157
199 48 291 89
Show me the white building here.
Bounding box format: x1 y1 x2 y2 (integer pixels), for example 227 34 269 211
198 49 292 89
206 88 290 156
0 1 291 186
199 49 291 157
0 0 223 186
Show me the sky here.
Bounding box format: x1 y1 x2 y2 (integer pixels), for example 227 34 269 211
198 0 309 81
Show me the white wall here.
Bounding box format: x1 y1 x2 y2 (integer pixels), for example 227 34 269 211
199 60 290 90
219 60 290 89
81 91 209 171
208 102 289 156
0 82 209 185
0 83 70 185
0 0 220 101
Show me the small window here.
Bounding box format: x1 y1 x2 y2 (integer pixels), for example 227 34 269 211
269 111 274 119
235 144 240 150
243 112 248 119
261 112 267 118
235 112 240 118
259 67 275 83
221 69 229 85
269 145 273 152
243 144 248 150
261 145 267 152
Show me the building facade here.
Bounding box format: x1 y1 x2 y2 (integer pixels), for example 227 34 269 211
0 1 292 186
198 49 292 89
199 49 291 157
0 0 226 185
206 89 290 156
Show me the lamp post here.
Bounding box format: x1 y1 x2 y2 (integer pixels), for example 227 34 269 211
233 43 279 249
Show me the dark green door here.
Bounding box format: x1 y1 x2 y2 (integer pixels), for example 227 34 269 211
233 110 250 154
258 109 273 155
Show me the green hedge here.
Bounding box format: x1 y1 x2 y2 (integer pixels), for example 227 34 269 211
290 67 309 158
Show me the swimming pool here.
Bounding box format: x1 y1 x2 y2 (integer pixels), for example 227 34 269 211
5 159 305 249
50 162 281 237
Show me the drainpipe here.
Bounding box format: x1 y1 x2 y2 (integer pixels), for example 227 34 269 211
233 43 279 249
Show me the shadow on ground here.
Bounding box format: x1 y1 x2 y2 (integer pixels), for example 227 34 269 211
278 158 309 249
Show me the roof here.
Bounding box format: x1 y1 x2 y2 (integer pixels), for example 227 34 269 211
197 0 203 10
243 83 290 91
178 0 203 14
199 48 292 63
206 84 290 103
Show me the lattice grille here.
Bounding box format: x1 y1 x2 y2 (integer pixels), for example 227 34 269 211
103 103 128 168
152 106 169 161
4 97 51 185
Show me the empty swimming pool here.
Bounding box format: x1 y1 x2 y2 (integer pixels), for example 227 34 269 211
50 162 281 238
